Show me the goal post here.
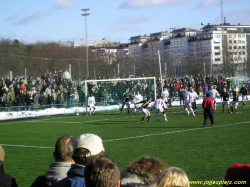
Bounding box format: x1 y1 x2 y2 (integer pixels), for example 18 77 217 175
84 77 157 116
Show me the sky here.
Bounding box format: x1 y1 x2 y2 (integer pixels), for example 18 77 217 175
1 0 250 44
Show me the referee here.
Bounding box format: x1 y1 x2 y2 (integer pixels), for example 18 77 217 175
202 93 215 128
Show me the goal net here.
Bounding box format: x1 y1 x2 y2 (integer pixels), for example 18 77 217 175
83 77 157 115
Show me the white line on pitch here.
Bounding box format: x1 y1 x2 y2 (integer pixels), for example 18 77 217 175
1 121 249 149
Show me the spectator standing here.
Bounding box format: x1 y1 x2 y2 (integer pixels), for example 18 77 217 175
150 167 190 187
85 156 120 187
198 85 204 99
51 134 105 187
223 164 250 187
0 145 18 187
121 156 166 187
31 135 75 187
63 69 71 83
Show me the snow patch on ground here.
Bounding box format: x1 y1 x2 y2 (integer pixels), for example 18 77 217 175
0 96 248 121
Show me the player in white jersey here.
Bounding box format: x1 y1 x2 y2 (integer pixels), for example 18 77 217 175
184 87 195 116
133 91 143 115
161 87 169 110
208 86 219 110
88 93 96 115
190 88 198 114
151 95 168 121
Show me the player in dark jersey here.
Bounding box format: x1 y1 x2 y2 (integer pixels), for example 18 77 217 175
221 88 231 113
139 96 152 123
120 89 133 114
239 83 248 108
179 84 185 106
231 87 239 114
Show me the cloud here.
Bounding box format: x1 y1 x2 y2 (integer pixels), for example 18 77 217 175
107 16 151 32
21 35 50 43
53 0 78 8
16 9 49 25
197 0 240 9
1 33 17 39
119 0 191 9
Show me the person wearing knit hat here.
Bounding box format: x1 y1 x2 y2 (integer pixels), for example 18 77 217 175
51 134 105 187
223 163 250 186
0 145 18 187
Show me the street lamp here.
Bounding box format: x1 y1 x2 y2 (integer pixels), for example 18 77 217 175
81 8 90 79
170 28 176 77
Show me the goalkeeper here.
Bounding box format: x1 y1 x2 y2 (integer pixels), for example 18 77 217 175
88 93 96 115
120 89 133 114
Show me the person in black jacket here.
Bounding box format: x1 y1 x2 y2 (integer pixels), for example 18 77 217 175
179 84 185 106
120 89 133 114
221 88 231 114
239 83 248 108
0 145 18 187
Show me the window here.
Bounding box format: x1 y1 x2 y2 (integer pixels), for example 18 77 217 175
215 52 220 55
238 34 241 38
243 52 246 55
229 35 232 38
229 40 232 44
234 40 237 43
238 40 242 43
234 46 237 49
243 46 246 49
215 58 221 61
242 34 245 38
239 46 242 49
234 34 237 38
229 46 232 49
214 46 220 50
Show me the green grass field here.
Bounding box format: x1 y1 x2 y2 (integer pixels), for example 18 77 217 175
0 104 250 187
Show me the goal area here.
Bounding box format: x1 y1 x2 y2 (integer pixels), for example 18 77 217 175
83 77 157 115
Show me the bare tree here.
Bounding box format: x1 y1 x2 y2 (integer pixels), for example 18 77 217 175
183 41 210 76
219 36 246 77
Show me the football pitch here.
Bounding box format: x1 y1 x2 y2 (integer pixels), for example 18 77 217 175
1 104 250 187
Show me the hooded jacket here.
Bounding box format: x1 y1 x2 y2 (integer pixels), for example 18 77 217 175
51 164 86 187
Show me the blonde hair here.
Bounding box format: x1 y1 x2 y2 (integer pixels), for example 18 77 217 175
151 167 190 187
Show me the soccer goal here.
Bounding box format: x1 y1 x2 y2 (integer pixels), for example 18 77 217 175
83 77 157 116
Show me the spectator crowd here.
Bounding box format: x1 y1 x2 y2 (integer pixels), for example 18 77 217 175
1 133 249 187
0 70 240 110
